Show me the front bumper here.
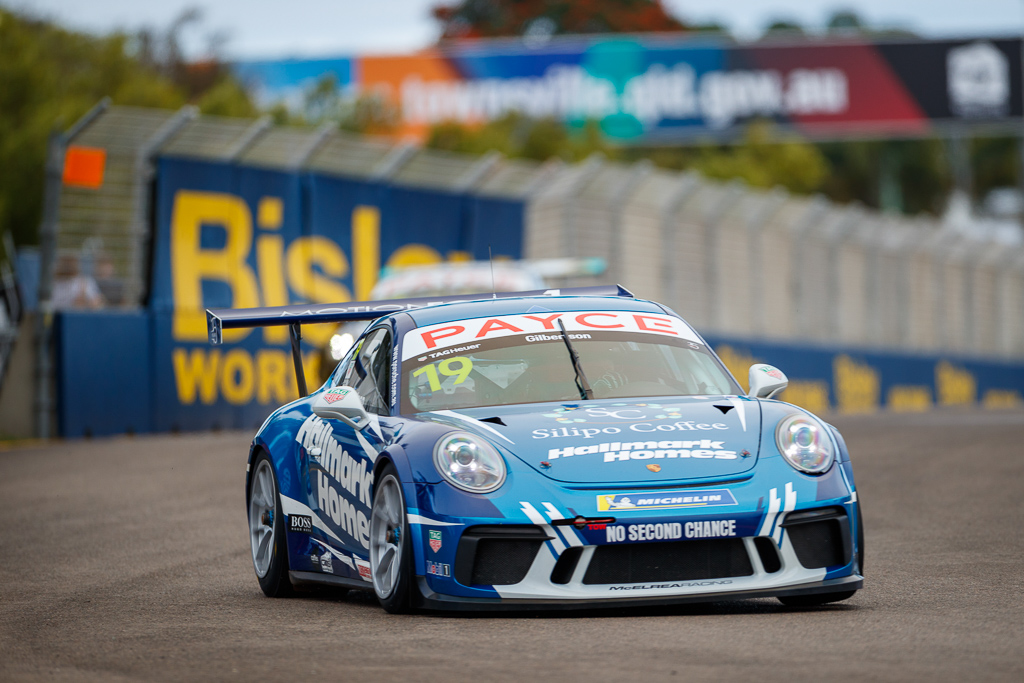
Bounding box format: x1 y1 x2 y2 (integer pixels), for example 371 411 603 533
407 454 863 609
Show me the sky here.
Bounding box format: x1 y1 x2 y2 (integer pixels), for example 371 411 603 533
9 0 1024 60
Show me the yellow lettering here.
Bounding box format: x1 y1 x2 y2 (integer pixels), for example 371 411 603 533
982 388 1023 408
834 355 880 414
352 205 380 301
286 236 351 346
257 196 283 229
257 234 289 343
171 191 260 342
385 243 443 270
714 345 759 393
173 348 220 405
887 385 932 413
221 348 255 405
936 361 976 406
780 380 831 414
256 350 290 404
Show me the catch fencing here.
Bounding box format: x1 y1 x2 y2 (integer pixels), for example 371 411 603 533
24 104 1024 437
527 161 1024 360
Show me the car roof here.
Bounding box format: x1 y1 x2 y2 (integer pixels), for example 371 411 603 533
403 295 671 328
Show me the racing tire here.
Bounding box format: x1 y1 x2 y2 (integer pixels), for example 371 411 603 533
370 464 415 614
778 589 856 607
248 452 294 598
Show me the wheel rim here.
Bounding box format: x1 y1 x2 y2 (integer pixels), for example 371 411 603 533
370 475 404 599
249 460 276 578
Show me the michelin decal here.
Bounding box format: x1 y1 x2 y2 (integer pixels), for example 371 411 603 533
597 488 738 512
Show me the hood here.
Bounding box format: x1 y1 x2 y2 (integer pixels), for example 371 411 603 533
418 397 762 485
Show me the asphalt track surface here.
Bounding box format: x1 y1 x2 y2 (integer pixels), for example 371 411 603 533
1 409 1022 682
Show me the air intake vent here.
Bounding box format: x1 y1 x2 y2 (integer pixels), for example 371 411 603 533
454 525 547 586
783 507 851 569
582 539 753 585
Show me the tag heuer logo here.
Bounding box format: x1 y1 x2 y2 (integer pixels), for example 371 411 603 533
289 515 313 533
429 530 442 552
323 390 348 404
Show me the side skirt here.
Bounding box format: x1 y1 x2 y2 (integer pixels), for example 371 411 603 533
289 571 374 592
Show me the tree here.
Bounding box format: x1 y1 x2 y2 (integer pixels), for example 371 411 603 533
432 0 688 41
0 7 255 246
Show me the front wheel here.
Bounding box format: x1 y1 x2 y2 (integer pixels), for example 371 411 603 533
248 453 294 597
369 465 414 613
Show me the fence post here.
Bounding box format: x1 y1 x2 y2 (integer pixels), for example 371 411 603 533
705 182 744 332
659 173 700 315
124 105 197 308
742 189 786 338
608 160 653 286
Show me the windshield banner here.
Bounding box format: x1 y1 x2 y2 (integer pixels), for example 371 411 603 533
402 311 701 360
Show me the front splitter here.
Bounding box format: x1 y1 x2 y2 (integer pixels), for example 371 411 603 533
413 574 863 612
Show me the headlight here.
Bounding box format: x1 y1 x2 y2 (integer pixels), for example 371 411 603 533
433 432 506 493
775 414 834 474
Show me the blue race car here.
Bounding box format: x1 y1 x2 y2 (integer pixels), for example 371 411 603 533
207 285 864 612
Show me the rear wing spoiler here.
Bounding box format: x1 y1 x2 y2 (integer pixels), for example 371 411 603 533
205 284 633 396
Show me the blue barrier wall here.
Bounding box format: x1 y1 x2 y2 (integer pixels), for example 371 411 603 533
54 156 528 436
56 310 153 437
52 156 1024 437
55 308 1024 438
705 336 1024 415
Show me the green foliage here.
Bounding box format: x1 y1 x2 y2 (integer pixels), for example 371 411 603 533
0 7 255 246
427 113 615 163
428 116 828 194
432 0 687 41
197 77 258 118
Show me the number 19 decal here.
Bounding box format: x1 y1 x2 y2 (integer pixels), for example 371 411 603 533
413 357 472 391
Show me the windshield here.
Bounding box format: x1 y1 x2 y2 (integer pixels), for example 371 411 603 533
400 311 740 413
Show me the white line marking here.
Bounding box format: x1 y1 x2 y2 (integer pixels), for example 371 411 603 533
758 487 781 538
407 514 462 527
728 397 747 431
433 410 515 444
521 501 565 554
542 502 582 547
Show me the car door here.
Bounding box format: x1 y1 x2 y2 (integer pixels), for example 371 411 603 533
308 326 392 581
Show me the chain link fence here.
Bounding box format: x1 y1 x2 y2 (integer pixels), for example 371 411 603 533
50 104 1024 362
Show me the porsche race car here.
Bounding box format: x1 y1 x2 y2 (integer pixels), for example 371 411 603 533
207 285 864 612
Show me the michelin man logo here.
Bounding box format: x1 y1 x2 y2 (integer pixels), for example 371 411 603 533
948 41 1009 117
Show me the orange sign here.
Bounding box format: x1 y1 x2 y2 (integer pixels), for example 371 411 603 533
63 146 106 188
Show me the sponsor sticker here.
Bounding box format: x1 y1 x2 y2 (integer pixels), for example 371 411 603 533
604 520 738 543
320 552 334 574
355 558 372 582
426 561 451 577
546 439 737 463
402 311 700 360
289 514 313 534
761 366 784 380
323 388 350 404
608 579 732 591
428 530 443 553
596 488 738 512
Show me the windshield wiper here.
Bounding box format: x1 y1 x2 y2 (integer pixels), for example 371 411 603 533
557 318 594 400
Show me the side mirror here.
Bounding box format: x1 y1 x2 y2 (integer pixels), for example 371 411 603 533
748 364 788 399
313 386 369 431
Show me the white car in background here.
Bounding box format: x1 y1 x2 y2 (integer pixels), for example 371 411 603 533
325 258 606 364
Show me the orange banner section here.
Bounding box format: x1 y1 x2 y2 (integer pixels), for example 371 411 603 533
358 50 461 141
63 146 107 188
